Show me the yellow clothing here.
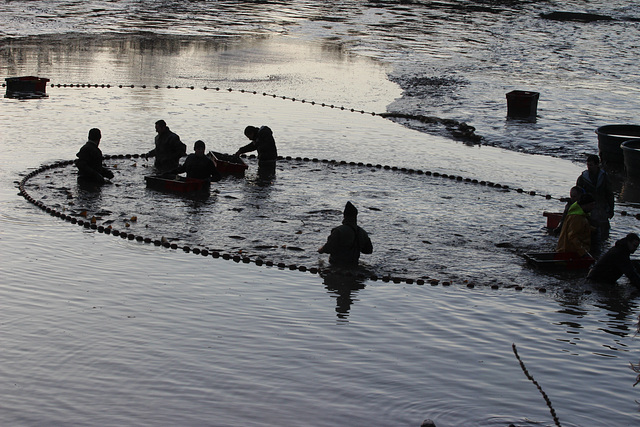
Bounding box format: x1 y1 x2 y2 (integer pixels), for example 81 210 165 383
556 202 592 256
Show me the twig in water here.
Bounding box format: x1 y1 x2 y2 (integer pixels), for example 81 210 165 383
512 343 562 427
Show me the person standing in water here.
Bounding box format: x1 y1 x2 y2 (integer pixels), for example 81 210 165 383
170 140 221 182
146 120 187 172
576 154 615 256
75 128 114 185
235 125 278 178
319 201 373 267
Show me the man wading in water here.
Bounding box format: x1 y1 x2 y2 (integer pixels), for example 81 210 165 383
318 201 373 267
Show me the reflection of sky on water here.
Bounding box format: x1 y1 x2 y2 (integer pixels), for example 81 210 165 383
3 24 640 426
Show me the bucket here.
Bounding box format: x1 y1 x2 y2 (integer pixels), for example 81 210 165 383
595 124 640 167
621 139 640 180
5 76 50 98
543 211 563 229
506 90 539 119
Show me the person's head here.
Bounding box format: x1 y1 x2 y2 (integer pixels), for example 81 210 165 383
88 128 101 144
343 201 358 220
586 154 600 174
625 233 640 253
155 120 167 133
578 193 596 212
193 139 205 154
244 126 258 140
569 186 583 202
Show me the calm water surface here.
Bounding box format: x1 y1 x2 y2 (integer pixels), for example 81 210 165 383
2 1 640 426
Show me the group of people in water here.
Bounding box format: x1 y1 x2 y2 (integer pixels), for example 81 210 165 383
74 124 640 282
554 154 640 287
74 121 372 268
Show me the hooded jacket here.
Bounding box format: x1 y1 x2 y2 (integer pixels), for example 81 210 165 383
587 237 640 286
556 201 592 256
320 217 373 267
576 169 614 223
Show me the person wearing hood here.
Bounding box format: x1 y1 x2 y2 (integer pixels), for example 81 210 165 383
74 128 114 185
235 125 278 178
318 201 373 267
556 193 596 257
587 233 640 287
576 154 615 253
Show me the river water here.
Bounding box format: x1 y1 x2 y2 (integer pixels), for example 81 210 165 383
2 1 640 426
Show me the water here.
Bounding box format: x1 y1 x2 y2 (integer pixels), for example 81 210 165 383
2 1 640 426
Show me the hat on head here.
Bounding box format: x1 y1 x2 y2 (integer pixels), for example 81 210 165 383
344 201 358 218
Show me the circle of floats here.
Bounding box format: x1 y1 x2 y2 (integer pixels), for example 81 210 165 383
13 82 638 295
20 152 640 297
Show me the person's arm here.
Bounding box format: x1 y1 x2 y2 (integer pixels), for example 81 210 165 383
209 161 221 182
319 228 339 253
359 228 373 254
236 141 256 156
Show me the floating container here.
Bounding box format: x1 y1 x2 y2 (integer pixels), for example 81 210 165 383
542 211 563 229
506 90 539 119
622 139 640 180
595 124 640 167
208 151 248 175
5 76 50 98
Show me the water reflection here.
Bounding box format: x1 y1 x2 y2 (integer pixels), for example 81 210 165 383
322 270 367 321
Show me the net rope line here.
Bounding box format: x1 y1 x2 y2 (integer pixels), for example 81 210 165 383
17 153 631 294
1 81 483 143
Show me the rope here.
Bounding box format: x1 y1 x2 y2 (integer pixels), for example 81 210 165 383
16 153 618 296
512 343 562 427
4 81 486 144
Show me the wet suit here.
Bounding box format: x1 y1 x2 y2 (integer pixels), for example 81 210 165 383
148 127 186 172
237 126 278 177
587 237 640 287
173 153 221 182
75 139 114 184
320 218 373 267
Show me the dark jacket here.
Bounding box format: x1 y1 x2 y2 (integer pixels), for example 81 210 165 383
174 153 221 182
576 169 614 224
587 237 640 286
320 218 373 266
237 126 278 164
75 140 114 183
149 127 186 171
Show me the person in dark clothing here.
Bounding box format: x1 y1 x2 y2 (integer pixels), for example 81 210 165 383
587 233 640 287
318 201 373 267
576 154 615 255
146 120 186 172
235 125 278 178
74 128 114 185
171 140 221 182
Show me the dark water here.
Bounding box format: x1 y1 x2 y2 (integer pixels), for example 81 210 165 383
3 1 640 426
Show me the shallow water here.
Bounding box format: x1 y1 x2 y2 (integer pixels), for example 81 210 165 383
3 2 640 426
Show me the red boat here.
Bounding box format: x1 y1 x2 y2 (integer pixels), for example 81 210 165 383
144 175 208 193
208 151 248 175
